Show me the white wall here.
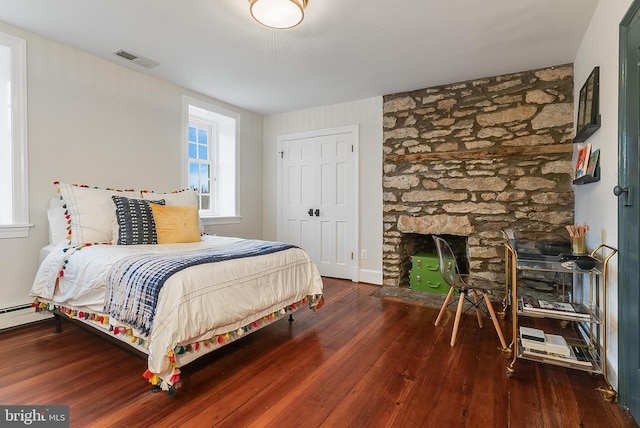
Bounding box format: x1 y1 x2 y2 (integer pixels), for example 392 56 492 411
5 2 624 355
263 97 383 284
0 21 264 315
573 0 634 390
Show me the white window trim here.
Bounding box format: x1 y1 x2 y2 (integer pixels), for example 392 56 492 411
0 224 31 238
182 96 241 225
201 216 242 226
1 32 30 239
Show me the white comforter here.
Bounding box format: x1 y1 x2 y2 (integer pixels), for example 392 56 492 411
31 235 323 385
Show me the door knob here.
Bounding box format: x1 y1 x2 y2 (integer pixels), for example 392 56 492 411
614 185 633 206
613 185 628 196
308 208 314 216
315 209 320 216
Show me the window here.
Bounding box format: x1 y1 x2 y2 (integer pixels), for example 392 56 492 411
183 97 240 224
0 32 29 238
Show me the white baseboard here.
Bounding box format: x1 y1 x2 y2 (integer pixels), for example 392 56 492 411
0 306 52 331
358 269 382 285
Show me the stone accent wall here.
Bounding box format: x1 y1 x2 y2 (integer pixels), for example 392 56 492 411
383 64 575 287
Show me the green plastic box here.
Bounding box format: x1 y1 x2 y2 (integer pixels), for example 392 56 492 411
409 252 450 294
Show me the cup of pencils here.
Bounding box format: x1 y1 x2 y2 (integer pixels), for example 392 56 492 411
566 224 588 255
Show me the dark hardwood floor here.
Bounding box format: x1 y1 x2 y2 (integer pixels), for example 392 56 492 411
0 278 636 427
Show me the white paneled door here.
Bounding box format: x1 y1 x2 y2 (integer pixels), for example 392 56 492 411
278 126 358 280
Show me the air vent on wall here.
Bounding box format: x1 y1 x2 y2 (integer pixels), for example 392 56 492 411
112 49 159 69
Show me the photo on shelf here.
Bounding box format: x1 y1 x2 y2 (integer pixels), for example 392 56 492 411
575 144 591 179
586 148 600 177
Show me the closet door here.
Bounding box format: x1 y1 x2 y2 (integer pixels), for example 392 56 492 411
281 137 318 261
279 127 357 280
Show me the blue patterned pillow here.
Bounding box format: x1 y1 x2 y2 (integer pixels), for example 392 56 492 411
112 196 165 245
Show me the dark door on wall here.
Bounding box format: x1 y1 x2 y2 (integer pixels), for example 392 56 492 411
618 0 640 421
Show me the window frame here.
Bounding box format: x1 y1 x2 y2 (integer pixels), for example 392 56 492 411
188 118 217 215
182 96 241 225
0 32 30 239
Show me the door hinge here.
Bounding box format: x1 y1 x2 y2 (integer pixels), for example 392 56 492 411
351 252 354 260
351 145 354 152
279 151 284 159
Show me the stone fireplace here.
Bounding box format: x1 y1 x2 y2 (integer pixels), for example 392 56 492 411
383 64 575 288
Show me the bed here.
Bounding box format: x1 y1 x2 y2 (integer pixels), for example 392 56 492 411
30 183 324 395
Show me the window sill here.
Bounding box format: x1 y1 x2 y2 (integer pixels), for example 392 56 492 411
201 216 242 226
0 224 33 238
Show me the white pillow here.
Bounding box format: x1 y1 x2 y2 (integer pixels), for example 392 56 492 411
58 183 139 245
141 188 198 206
46 196 68 245
141 188 204 233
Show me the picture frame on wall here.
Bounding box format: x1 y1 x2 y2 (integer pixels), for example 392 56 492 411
574 66 601 143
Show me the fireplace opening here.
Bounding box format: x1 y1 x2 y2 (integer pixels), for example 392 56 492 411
397 233 469 288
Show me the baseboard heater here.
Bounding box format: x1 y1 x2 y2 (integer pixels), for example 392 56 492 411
0 303 32 314
0 303 52 331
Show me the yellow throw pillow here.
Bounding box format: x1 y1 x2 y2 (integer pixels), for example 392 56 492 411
149 204 201 244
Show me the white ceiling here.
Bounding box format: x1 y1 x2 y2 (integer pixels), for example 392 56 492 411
0 0 599 115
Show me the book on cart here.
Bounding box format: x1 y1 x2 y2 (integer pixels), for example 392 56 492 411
521 345 593 367
520 296 591 320
519 327 571 356
519 326 545 342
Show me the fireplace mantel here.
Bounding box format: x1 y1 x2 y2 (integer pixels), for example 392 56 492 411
384 143 573 163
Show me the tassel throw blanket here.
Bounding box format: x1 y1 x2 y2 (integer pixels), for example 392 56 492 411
105 239 296 335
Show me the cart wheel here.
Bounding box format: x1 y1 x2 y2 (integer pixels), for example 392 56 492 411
506 366 514 377
596 387 617 402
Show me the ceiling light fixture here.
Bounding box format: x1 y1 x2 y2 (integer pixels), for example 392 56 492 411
249 0 307 29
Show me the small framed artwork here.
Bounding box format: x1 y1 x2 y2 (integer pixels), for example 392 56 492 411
575 144 591 179
586 148 600 177
573 145 601 185
574 66 601 143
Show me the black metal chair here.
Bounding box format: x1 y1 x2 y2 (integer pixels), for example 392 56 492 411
432 235 507 349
